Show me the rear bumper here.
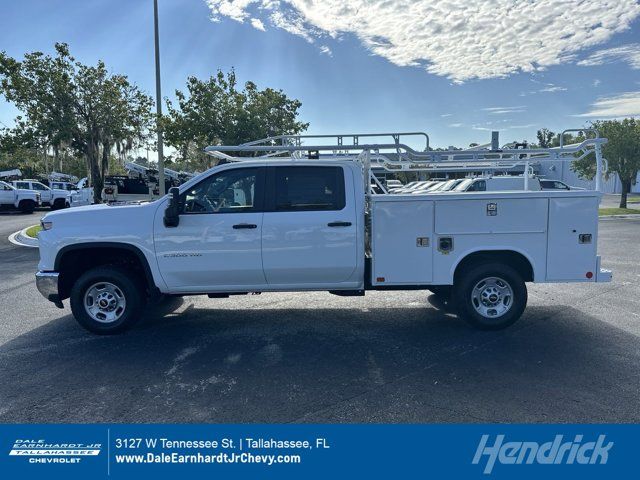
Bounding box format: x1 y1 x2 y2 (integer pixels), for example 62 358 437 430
35 271 61 303
596 256 612 283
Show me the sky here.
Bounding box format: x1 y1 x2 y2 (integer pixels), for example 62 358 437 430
1 0 640 152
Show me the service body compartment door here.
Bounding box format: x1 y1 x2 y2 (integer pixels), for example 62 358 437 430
546 196 599 281
372 200 434 285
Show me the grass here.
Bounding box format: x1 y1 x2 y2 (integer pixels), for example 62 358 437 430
599 207 640 216
25 224 42 238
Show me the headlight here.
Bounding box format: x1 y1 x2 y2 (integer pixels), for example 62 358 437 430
40 220 53 231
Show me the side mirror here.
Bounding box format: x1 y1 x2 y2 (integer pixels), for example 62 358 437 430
163 187 181 228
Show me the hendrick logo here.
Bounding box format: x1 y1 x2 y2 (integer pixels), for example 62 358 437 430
472 434 613 474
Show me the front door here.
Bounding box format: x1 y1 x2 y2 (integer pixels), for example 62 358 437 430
0 183 14 204
261 165 358 285
154 167 266 291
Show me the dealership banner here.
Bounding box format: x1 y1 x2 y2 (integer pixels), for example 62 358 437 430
0 424 633 479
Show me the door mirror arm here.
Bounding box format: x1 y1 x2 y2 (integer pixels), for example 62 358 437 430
163 187 181 228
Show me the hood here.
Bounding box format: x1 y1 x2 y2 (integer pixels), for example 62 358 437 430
42 201 158 224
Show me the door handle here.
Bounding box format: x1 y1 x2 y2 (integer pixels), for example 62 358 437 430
327 221 352 227
233 223 257 229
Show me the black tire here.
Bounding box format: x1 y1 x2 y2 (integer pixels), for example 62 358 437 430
453 262 527 330
19 199 35 214
70 266 146 334
51 199 65 210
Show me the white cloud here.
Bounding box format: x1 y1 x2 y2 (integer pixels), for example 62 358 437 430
319 45 332 56
250 18 265 31
539 84 567 93
483 106 526 115
205 0 640 82
448 123 464 128
593 79 602 87
441 113 453 118
576 91 640 117
578 44 640 69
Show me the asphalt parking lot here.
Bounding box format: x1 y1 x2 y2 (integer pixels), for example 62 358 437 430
0 208 639 423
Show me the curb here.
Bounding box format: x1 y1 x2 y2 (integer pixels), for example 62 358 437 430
599 214 640 219
8 226 39 248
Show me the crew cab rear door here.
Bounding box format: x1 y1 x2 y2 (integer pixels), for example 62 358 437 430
261 165 358 285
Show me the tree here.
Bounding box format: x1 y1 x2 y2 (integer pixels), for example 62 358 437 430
536 128 555 148
0 43 153 200
163 69 308 170
572 119 640 208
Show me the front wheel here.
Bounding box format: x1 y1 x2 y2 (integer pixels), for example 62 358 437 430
19 200 35 214
70 266 145 334
454 262 527 330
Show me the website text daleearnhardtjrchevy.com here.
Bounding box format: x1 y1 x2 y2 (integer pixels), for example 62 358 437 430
116 451 301 465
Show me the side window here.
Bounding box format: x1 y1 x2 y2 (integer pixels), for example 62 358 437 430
181 168 258 214
476 180 486 191
273 167 345 211
16 182 29 189
33 183 48 191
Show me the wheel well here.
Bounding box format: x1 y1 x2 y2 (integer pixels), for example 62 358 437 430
56 245 154 300
454 250 534 283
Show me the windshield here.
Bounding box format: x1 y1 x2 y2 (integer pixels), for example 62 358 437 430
0 181 15 190
453 179 474 191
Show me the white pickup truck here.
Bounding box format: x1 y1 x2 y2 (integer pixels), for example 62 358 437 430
0 180 41 213
12 179 70 210
35 131 612 334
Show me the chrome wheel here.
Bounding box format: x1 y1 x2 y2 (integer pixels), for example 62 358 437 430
84 282 127 324
471 276 513 319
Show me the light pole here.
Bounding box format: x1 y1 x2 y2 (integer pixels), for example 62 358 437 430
153 0 165 195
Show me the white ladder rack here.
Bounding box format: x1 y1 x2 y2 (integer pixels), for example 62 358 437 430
204 129 608 193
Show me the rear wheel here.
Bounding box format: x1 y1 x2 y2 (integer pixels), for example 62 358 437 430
453 262 527 330
18 199 35 214
70 266 145 334
52 198 66 210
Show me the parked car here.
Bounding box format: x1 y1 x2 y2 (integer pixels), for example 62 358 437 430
12 179 70 209
540 179 584 191
0 180 40 213
453 176 542 192
395 180 439 193
410 181 445 194
415 178 464 193
385 179 403 190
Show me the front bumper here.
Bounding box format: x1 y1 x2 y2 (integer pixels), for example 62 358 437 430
35 271 62 306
